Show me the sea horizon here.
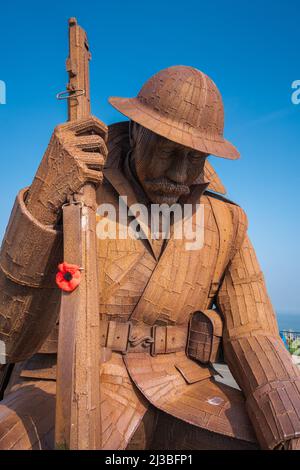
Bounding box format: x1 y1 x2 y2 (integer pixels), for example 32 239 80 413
276 312 300 332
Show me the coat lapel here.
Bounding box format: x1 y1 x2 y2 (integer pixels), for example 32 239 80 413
129 182 212 326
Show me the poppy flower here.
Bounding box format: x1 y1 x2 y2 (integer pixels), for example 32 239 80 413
56 262 81 292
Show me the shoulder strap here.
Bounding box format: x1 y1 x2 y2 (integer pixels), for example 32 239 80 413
207 195 234 299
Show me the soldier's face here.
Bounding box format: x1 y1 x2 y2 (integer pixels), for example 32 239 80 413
132 124 207 205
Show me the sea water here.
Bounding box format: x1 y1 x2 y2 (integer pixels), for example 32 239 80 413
276 312 300 332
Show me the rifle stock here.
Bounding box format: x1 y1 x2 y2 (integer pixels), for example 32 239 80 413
55 18 102 450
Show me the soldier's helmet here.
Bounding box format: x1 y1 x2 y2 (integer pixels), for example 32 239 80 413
109 65 239 160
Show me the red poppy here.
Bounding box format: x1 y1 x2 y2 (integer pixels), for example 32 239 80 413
56 262 81 292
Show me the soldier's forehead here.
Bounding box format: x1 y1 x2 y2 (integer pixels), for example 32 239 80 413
155 134 202 154
140 125 205 155
154 132 188 149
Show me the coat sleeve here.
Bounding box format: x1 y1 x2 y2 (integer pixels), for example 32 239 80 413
216 227 300 450
0 188 62 363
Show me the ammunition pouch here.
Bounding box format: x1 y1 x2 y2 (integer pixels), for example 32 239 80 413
187 309 223 364
0 188 62 288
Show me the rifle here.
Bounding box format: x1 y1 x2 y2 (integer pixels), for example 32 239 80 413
55 18 102 450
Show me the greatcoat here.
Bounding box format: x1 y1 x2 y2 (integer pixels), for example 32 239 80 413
0 122 299 450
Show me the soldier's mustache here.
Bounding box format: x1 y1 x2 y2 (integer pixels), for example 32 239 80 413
145 177 190 196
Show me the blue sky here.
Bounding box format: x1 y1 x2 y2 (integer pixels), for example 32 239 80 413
0 0 299 314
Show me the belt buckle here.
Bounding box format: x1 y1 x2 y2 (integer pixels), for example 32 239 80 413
125 324 156 355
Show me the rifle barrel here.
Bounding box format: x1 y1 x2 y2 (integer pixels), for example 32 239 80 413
55 18 102 450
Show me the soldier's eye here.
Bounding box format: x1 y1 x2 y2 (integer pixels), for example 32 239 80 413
161 149 172 157
188 153 201 162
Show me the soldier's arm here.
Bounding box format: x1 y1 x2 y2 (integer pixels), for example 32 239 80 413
216 228 300 450
0 117 107 364
0 186 62 364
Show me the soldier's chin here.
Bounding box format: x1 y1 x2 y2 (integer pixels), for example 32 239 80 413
148 191 180 205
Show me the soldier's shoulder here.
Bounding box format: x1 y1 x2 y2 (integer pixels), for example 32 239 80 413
204 190 238 207
203 190 248 227
204 189 239 206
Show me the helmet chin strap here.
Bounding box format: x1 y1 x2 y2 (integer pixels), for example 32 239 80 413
128 120 135 148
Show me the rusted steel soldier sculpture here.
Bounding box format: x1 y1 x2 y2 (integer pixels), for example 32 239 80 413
0 20 300 451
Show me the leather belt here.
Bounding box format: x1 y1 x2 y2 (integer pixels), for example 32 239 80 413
100 320 188 356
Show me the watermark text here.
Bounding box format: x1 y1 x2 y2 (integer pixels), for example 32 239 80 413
291 80 300 105
96 197 205 251
0 80 6 104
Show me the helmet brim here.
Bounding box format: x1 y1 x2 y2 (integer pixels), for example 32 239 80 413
108 96 240 160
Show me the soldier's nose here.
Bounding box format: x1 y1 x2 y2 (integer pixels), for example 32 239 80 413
166 152 188 184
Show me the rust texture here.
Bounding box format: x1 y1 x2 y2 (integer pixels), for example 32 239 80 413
187 310 223 364
0 58 299 450
109 66 240 160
